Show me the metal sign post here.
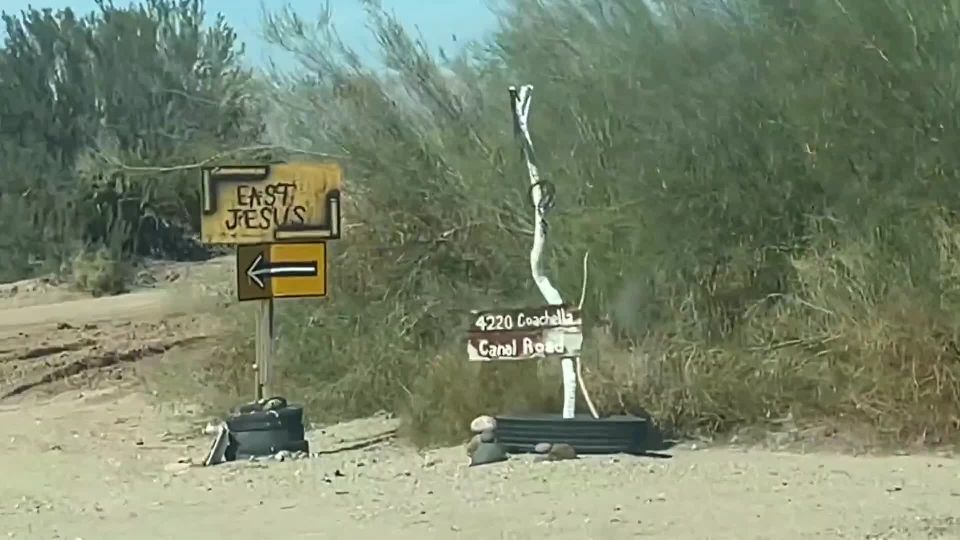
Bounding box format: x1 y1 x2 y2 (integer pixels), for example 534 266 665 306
254 298 274 400
200 162 342 402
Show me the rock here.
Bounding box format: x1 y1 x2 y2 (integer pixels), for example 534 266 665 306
533 442 553 454
546 443 577 461
465 431 499 459
470 442 508 467
465 434 483 457
262 397 286 411
470 415 496 433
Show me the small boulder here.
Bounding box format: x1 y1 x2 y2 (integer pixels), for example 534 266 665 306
470 415 496 433
547 443 578 461
534 443 577 462
465 430 500 460
465 434 482 457
533 442 553 454
470 442 508 467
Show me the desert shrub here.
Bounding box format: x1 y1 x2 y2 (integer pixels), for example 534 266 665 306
0 1 263 280
59 0 953 451
219 0 960 448
69 246 131 297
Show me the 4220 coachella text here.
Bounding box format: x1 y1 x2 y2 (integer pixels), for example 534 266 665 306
472 305 578 332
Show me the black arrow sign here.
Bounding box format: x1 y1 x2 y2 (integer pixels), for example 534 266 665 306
245 254 318 289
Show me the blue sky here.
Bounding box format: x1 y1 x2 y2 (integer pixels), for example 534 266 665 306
0 0 499 65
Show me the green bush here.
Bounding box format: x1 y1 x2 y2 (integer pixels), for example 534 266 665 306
230 0 960 447
0 1 263 280
69 246 132 297
10 0 960 450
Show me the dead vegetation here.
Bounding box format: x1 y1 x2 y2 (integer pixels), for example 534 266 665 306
6 0 960 452
183 0 960 450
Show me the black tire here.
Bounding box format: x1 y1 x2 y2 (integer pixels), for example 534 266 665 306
226 429 308 459
234 439 309 460
494 413 650 455
236 396 288 414
232 421 304 446
226 405 304 432
224 405 307 459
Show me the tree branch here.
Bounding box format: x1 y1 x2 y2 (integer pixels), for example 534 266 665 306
509 84 599 420
93 144 349 174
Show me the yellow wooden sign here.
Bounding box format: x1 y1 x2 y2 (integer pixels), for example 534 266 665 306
235 242 327 301
200 163 342 245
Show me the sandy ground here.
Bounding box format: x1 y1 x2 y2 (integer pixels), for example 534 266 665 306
0 263 959 540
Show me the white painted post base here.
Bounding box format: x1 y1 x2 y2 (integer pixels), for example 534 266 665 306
561 357 577 418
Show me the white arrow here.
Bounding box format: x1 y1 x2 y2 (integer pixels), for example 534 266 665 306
245 254 318 289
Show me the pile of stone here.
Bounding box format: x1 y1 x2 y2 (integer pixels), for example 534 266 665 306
532 442 577 462
466 415 508 466
465 415 579 466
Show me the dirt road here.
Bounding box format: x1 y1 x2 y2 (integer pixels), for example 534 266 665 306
0 267 958 539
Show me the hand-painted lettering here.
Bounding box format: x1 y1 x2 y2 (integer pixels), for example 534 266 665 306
224 182 307 231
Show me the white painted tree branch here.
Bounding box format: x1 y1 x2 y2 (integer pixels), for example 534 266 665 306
509 84 598 420
576 251 599 418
